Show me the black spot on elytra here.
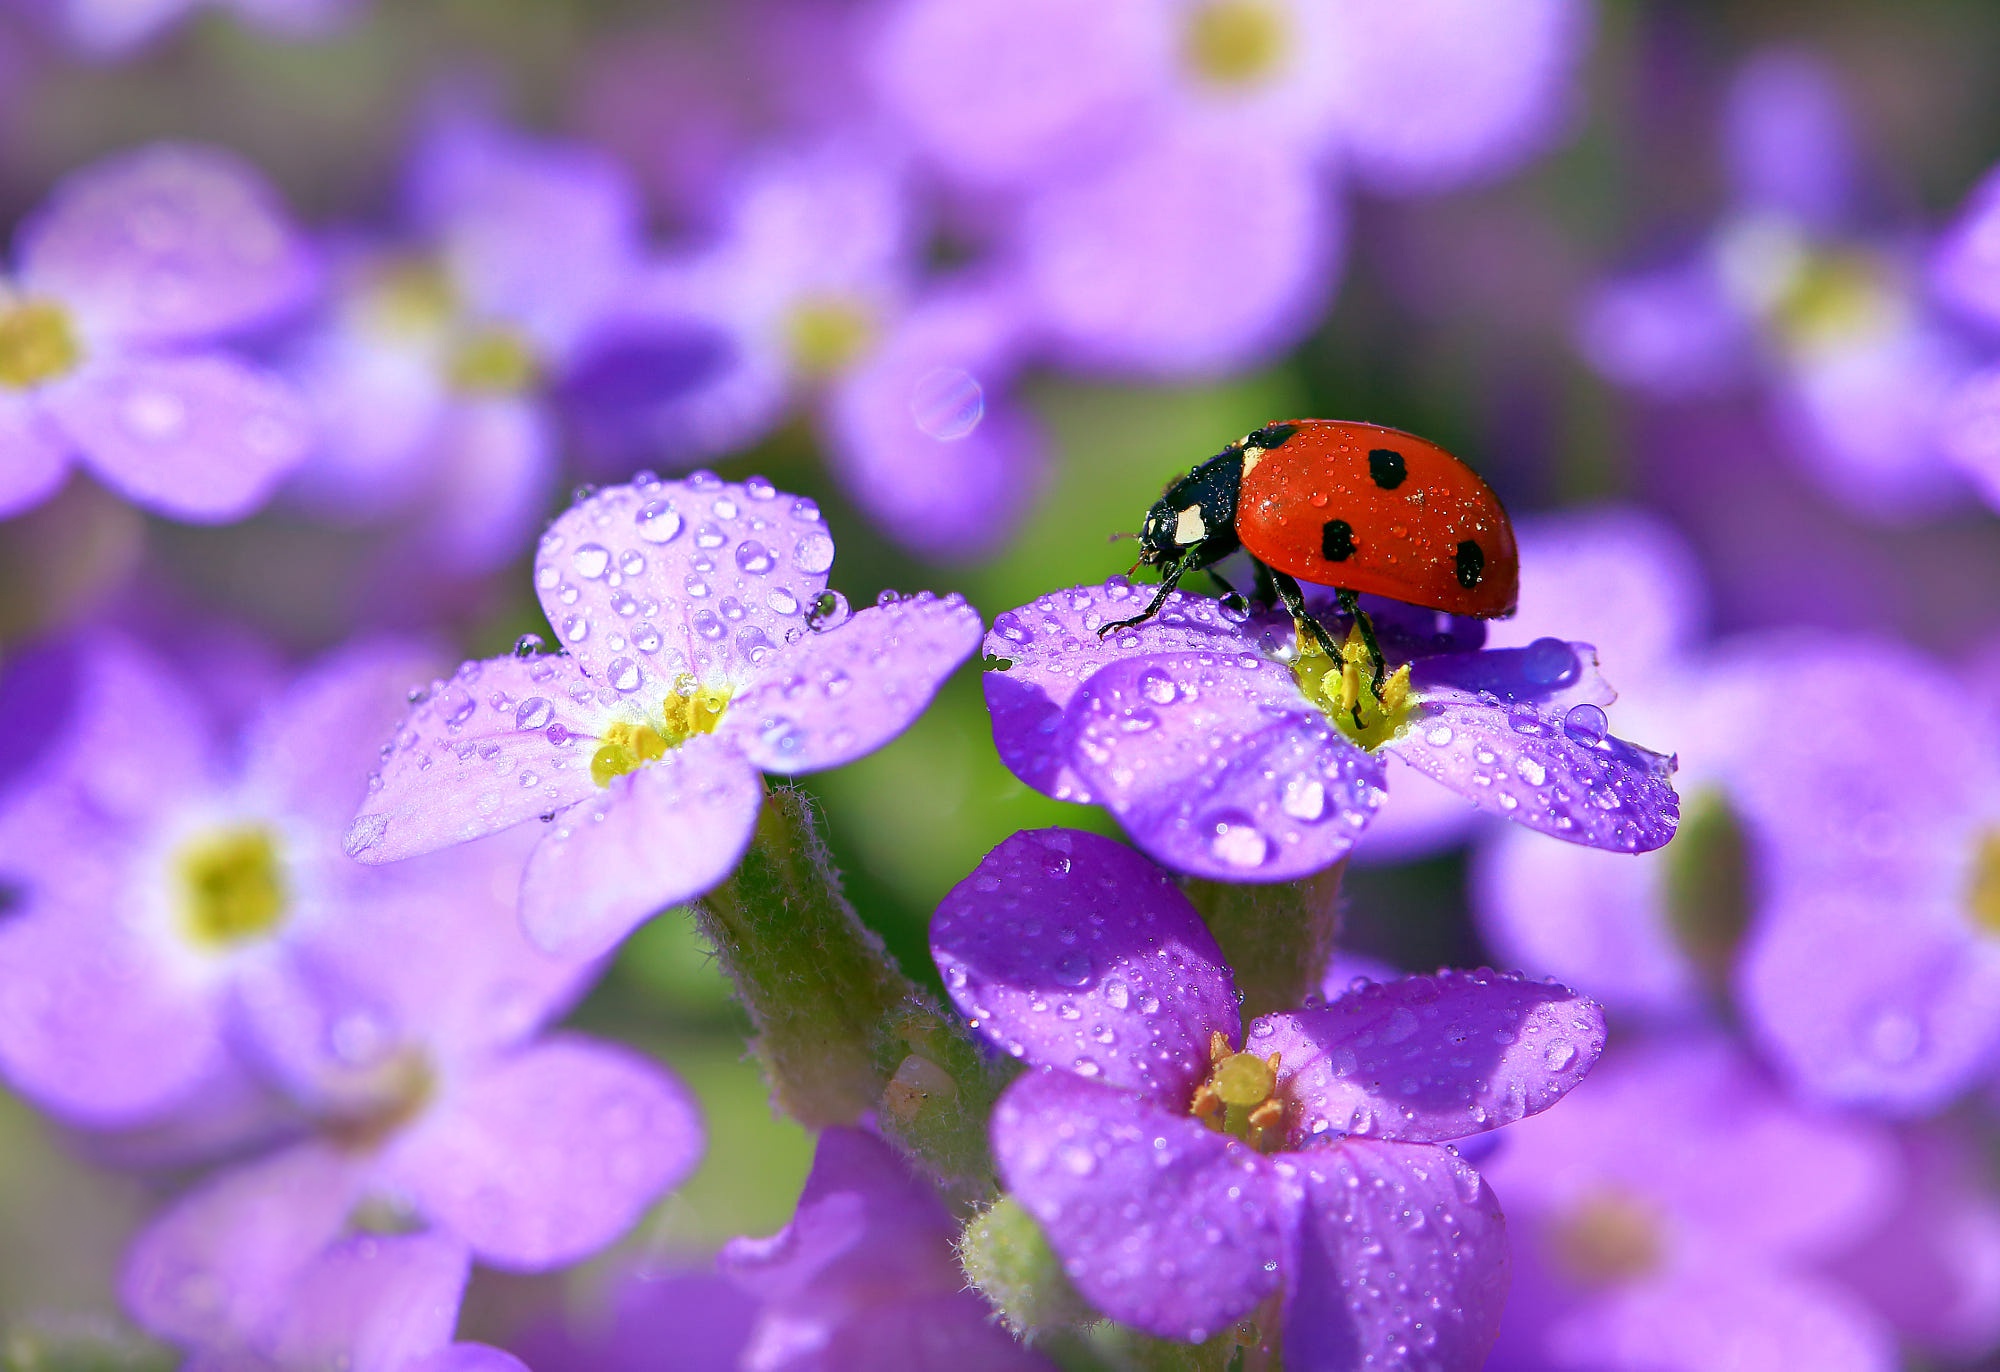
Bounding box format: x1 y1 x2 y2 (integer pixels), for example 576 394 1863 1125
1322 519 1356 562
1455 540 1485 588
1247 423 1297 450
1368 448 1407 490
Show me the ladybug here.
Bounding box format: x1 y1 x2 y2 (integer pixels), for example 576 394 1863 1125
1102 419 1519 697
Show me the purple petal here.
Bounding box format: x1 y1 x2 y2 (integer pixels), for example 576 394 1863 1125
1935 164 2000 333
533 476 830 693
1937 364 2000 512
1576 260 1754 397
509 1267 755 1372
722 595 981 775
385 1035 703 1270
1247 969 1605 1147
345 654 608 864
1350 753 1485 866
412 396 560 575
1738 887 2000 1114
1408 640 1616 712
1723 49 1858 229
1279 1140 1509 1372
931 828 1237 1099
19 144 315 343
519 735 763 959
407 1347 533 1372
1067 652 1383 880
0 907 224 1125
262 1233 470 1372
50 354 312 523
992 1069 1286 1343
1386 692 1679 853
1018 122 1339 377
0 395 72 518
122 1143 367 1347
984 582 1286 805
1329 0 1589 194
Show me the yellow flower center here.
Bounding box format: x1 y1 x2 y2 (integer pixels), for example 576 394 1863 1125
1969 831 2000 937
1291 623 1414 750
447 326 540 395
0 300 81 390
1772 250 1898 353
784 295 875 378
1183 0 1291 88
1547 1189 1665 1286
177 826 288 949
358 259 457 339
1191 1030 1286 1152
589 686 733 787
1663 788 1752 986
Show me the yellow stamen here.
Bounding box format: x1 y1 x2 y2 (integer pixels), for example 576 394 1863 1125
359 258 457 339
447 326 539 394
1547 1190 1664 1286
1291 623 1413 750
0 300 81 389
177 826 288 949
1969 831 2000 937
784 296 875 377
589 685 732 787
1183 0 1291 87
1191 1031 1287 1153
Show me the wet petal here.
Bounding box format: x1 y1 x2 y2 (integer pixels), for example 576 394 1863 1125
1386 692 1679 853
0 395 72 519
1067 652 1383 881
19 143 316 342
1279 1140 1509 1372
519 734 762 959
386 1035 703 1270
723 594 982 775
992 1070 1286 1343
984 581 1284 805
121 1143 367 1347
1248 969 1605 1147
345 653 609 865
263 1233 470 1372
1407 639 1616 712
50 354 312 523
532 475 830 694
932 828 1237 1099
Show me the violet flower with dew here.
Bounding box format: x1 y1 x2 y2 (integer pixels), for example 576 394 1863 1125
934 828 1607 1364
983 579 1677 881
0 143 317 524
720 1127 1057 1371
346 472 982 960
1481 1036 1899 1372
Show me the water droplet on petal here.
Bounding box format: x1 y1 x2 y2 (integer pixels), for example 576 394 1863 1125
1522 637 1577 686
572 543 611 579
515 697 553 730
795 530 835 574
1563 703 1609 746
636 502 684 544
734 539 775 574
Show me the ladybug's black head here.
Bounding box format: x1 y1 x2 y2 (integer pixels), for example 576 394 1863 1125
1134 447 1245 571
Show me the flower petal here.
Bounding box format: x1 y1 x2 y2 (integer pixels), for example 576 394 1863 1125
19 143 316 343
518 734 762 959
1723 49 1858 230
405 1347 533 1372
385 1035 703 1270
932 828 1237 1099
345 654 608 864
1576 260 1753 398
50 354 312 523
723 595 981 775
262 1233 471 1372
1067 652 1383 881
1386 693 1679 853
984 582 1285 805
1407 639 1616 712
533 476 831 696
121 1143 368 1347
1279 1140 1509 1372
411 396 560 575
992 1069 1286 1343
0 395 72 519
1249 969 1605 1147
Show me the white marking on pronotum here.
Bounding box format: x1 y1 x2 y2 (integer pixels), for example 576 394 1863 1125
1175 506 1207 545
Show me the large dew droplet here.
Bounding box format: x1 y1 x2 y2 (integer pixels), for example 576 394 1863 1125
635 502 684 544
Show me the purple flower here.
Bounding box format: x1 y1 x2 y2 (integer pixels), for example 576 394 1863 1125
26 0 360 58
0 144 317 524
983 579 1677 881
1578 49 1976 519
1481 1036 1899 1372
0 634 582 1130
511 1267 756 1372
933 828 1607 1361
719 1127 1056 1371
346 473 983 958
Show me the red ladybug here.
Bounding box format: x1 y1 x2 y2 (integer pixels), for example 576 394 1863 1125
1103 419 1519 694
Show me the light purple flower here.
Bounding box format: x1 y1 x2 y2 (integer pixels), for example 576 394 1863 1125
0 144 317 524
0 634 580 1130
934 828 1607 1361
346 473 983 959
25 0 360 58
720 1127 1056 1371
1481 1036 1899 1372
984 579 1677 881
511 1266 756 1372
1578 48 1975 519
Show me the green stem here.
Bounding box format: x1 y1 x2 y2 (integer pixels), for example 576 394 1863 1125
1183 863 1344 1022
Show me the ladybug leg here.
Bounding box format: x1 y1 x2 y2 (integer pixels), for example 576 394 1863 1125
1267 568 1344 661
1205 566 1247 612
1335 588 1388 698
1252 559 1280 608
1096 555 1189 637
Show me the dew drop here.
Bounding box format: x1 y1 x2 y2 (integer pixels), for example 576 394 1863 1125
571 543 611 579
1562 704 1608 747
515 697 553 730
795 530 836 574
734 539 775 574
635 502 684 544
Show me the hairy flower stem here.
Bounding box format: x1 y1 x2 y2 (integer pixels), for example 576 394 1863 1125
1184 863 1345 1022
694 786 1002 1193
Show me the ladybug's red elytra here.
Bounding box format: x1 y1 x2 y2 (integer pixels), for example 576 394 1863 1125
1101 419 1520 699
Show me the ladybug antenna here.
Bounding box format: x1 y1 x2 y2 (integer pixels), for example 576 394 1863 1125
1108 530 1138 544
